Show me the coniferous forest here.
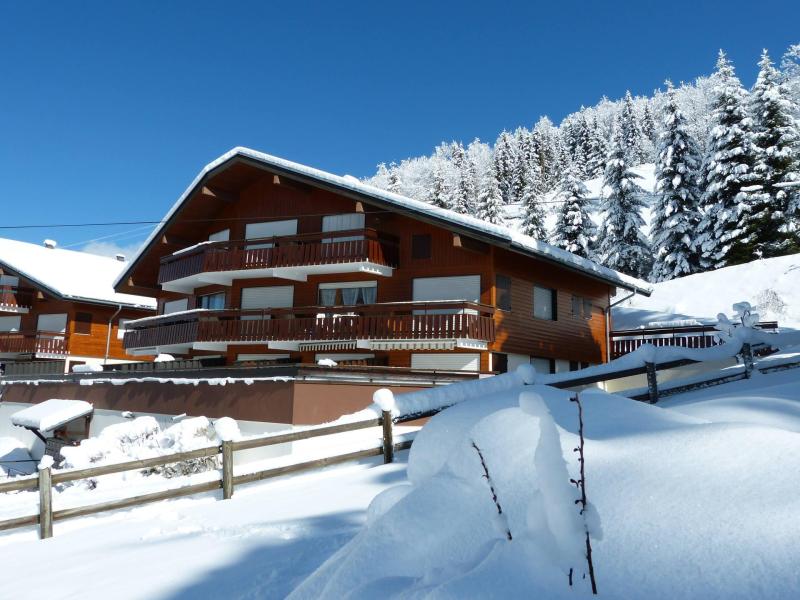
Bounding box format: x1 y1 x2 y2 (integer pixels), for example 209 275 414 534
366 45 800 282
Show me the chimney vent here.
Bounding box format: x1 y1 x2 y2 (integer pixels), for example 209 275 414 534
115 253 126 262
43 239 57 249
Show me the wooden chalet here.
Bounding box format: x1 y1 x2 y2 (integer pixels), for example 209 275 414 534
0 238 156 375
114 147 651 374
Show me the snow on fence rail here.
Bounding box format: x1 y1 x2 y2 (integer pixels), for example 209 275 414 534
0 412 410 540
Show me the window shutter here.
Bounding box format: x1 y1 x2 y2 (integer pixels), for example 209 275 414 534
0 315 21 332
163 298 189 315
240 286 294 310
37 313 67 334
208 229 230 242
411 353 480 372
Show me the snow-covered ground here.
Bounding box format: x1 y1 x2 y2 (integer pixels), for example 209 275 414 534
614 253 800 329
1 352 799 598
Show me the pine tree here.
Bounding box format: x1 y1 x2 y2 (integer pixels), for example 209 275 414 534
585 118 608 178
511 128 533 204
520 163 547 239
428 163 450 209
620 91 647 164
451 142 477 214
696 51 760 268
387 162 401 194
599 122 651 277
477 167 505 224
744 50 800 257
650 82 703 281
551 166 597 259
493 131 517 203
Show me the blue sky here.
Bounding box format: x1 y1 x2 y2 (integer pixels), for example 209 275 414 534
1 0 798 255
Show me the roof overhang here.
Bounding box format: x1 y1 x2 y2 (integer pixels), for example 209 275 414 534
115 147 653 297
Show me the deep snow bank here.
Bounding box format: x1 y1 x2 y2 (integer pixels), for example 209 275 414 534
291 376 800 599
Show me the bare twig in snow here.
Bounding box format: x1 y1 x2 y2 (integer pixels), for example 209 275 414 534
571 393 598 595
471 440 512 541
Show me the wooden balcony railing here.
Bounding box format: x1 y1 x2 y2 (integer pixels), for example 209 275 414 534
0 332 68 356
0 286 35 311
158 229 400 285
124 301 495 350
609 322 778 360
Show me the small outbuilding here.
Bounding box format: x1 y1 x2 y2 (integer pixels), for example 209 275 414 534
11 399 93 460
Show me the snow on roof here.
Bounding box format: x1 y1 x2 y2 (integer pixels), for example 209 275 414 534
0 238 156 309
115 147 652 296
11 399 93 433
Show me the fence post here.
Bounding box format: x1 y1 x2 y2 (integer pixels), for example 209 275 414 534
741 343 754 379
645 362 659 404
222 441 234 500
382 410 394 464
38 466 53 539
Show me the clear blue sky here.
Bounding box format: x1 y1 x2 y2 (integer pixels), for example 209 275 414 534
1 0 798 254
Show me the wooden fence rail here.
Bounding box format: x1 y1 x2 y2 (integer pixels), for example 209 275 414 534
0 411 399 540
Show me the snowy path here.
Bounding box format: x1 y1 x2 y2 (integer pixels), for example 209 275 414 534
0 455 408 600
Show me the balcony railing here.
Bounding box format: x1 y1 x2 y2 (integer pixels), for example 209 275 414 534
0 286 35 312
124 301 495 350
158 228 400 285
0 332 68 356
609 322 778 360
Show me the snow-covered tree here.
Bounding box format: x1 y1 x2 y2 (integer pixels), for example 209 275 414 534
428 163 450 209
696 51 760 269
387 162 401 193
650 82 703 281
493 131 517 203
620 91 647 164
585 118 608 178
745 50 800 257
551 166 596 259
520 163 547 239
451 142 477 214
599 122 651 278
477 167 505 225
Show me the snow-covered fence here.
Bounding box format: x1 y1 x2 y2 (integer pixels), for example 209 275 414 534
0 410 406 540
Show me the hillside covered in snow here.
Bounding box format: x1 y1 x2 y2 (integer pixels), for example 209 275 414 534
614 252 800 329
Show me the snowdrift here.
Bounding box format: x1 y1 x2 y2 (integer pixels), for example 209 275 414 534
292 375 800 599
616 253 800 329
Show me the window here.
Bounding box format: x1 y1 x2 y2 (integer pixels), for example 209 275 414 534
532 357 555 374
583 299 593 320
411 234 432 259
496 275 511 311
245 219 297 249
492 353 508 374
37 313 67 334
74 312 92 335
571 295 594 320
163 298 189 315
533 286 557 320
208 229 230 242
199 292 226 310
318 281 377 306
322 213 365 243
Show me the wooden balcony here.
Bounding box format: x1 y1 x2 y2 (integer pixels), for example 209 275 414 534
0 286 35 313
123 301 495 353
158 229 400 292
0 332 68 357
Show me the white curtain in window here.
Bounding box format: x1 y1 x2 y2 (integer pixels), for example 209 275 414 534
319 288 337 306
360 286 377 305
341 287 360 305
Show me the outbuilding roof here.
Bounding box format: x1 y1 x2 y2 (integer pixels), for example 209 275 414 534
114 147 652 296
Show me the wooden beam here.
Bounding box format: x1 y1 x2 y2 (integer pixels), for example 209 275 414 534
161 234 192 246
201 186 237 203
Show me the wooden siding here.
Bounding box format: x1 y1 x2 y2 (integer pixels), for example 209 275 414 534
0 271 151 362
491 247 610 364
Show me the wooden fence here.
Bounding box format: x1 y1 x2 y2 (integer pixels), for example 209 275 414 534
0 411 408 540
3 341 798 541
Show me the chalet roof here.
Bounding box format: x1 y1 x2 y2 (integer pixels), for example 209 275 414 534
0 238 157 310
114 147 652 296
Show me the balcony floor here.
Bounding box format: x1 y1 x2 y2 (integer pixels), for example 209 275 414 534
160 261 394 293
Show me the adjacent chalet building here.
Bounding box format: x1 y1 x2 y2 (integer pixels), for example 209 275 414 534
0 238 156 374
115 148 650 374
